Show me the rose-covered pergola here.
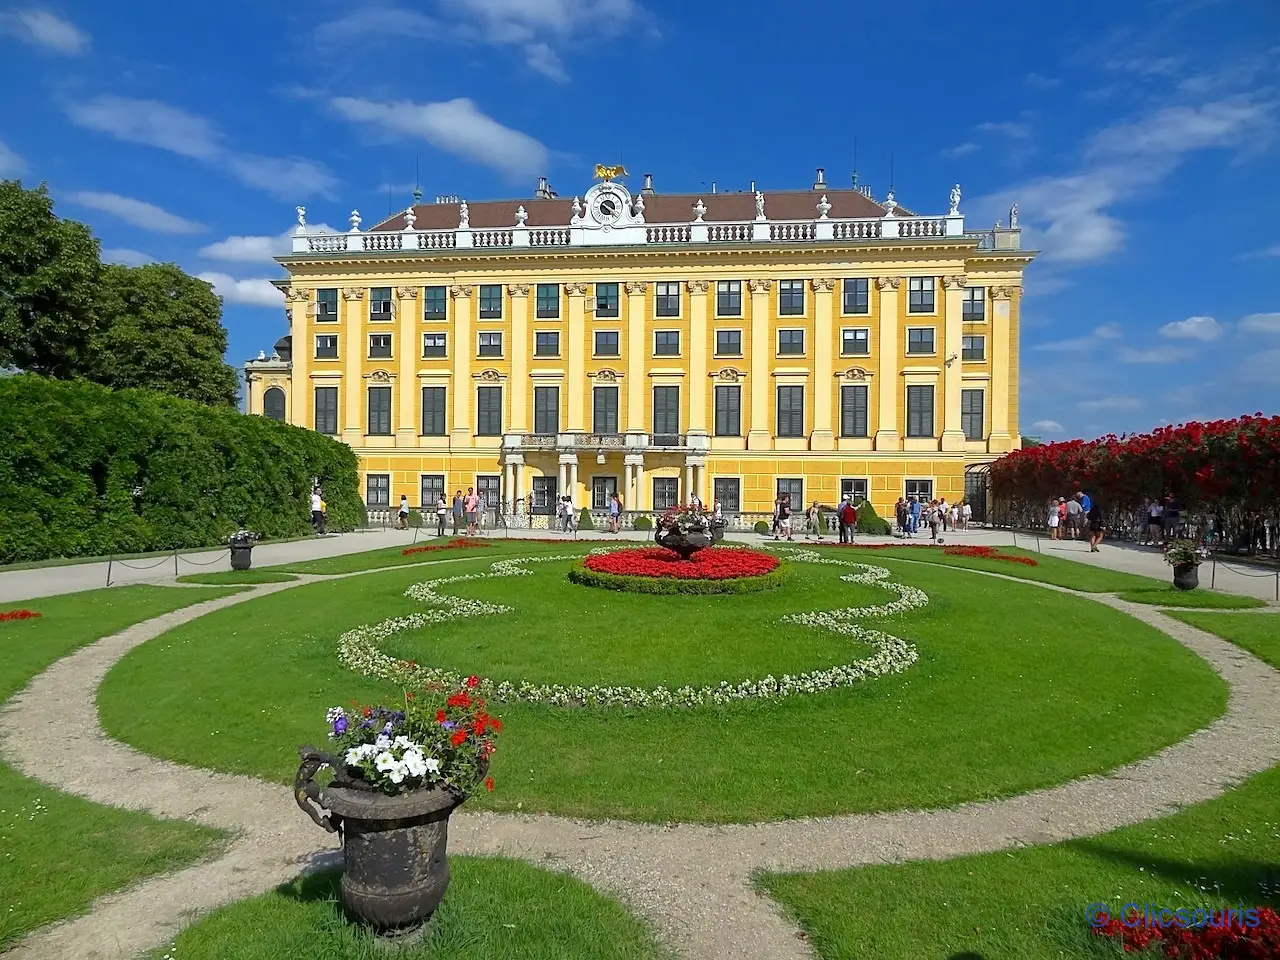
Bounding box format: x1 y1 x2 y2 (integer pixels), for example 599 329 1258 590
989 414 1280 557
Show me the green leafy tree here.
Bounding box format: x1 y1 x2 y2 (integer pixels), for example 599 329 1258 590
92 263 239 406
0 181 102 377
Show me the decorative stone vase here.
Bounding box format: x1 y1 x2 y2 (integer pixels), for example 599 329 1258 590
230 544 253 571
655 525 712 560
1172 562 1199 591
295 747 471 938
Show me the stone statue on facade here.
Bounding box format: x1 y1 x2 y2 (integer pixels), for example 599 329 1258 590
631 193 645 219
692 199 706 222
754 191 766 221
349 209 361 232
515 205 528 225
883 190 897 217
295 205 307 232
1008 203 1019 228
949 183 961 216
816 194 831 219
571 196 583 220
458 201 469 229
404 206 416 230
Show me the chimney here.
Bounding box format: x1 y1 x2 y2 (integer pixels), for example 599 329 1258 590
641 173 655 196
750 179 756 193
711 180 717 194
813 167 826 190
535 176 551 199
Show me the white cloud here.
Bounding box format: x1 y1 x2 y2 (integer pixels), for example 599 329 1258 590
976 120 1032 139
1246 244 1280 258
1079 395 1144 412
1238 348 1280 384
942 142 979 159
1031 419 1065 433
524 42 567 81
199 224 335 263
330 96 549 181
1239 312 1280 335
0 8 89 55
64 96 336 199
315 5 440 46
1025 72 1060 90
1105 55 1182 77
448 0 640 42
1160 315 1223 341
197 272 285 307
1031 323 1123 353
65 191 205 234
1086 97 1269 160
102 248 155 266
1093 324 1122 340
0 138 27 177
1118 345 1194 364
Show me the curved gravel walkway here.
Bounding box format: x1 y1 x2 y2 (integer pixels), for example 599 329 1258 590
3 561 1280 960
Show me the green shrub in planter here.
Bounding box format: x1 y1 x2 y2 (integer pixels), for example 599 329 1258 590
856 500 892 535
753 519 771 535
632 515 653 531
578 507 595 530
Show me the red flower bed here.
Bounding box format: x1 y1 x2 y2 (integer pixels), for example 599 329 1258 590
943 545 1039 566
0 609 41 622
1093 905 1280 958
584 547 779 581
402 538 490 557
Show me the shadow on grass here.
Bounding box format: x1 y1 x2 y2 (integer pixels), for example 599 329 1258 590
1066 842 1280 903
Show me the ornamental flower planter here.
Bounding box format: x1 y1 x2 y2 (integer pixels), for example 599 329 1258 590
228 530 259 571
1163 538 1207 591
1171 562 1199 591
654 504 713 559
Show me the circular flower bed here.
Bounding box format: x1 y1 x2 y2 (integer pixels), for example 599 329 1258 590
569 547 781 594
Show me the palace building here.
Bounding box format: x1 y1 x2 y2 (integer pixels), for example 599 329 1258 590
244 168 1032 522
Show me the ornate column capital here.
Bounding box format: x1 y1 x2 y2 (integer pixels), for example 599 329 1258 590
942 275 969 290
874 276 902 291
285 287 311 302
686 279 710 293
340 287 366 300
565 282 589 297
394 286 419 299
507 283 530 297
811 277 837 292
747 278 772 294
449 284 472 299
624 280 648 295
990 285 1017 300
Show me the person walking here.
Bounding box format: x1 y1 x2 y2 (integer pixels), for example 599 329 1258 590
310 488 325 535
771 493 783 538
463 487 480 536
775 496 794 541
926 500 940 541
435 494 448 537
397 494 410 531
908 496 921 537
895 497 907 535
962 499 973 530
950 501 960 532
1163 493 1181 544
451 490 464 535
476 491 487 535
805 500 823 541
1087 495 1105 552
838 497 857 543
1047 498 1061 540
1065 494 1082 540
938 496 949 533
1145 498 1164 546
608 492 622 534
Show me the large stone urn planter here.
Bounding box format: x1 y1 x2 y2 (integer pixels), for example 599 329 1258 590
295 747 472 938
655 525 712 560
229 543 254 570
1171 562 1199 591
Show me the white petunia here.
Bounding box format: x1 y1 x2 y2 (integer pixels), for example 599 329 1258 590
374 751 397 772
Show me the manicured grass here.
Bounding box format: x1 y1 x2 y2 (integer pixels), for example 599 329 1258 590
758 763 1280 960
1117 586 1266 609
1169 611 1280 669
276 536 580 575
0 535 318 572
0 586 235 948
814 543 1165 592
101 553 1226 822
178 570 300 585
148 858 671 960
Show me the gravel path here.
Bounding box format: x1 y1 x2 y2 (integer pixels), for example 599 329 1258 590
3 563 1279 960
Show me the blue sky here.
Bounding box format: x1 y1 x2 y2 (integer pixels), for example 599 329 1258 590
2 0 1277 437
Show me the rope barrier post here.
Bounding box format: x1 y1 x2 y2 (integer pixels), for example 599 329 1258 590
1275 570 1278 603
1211 557 1216 590
106 555 113 588
174 548 180 578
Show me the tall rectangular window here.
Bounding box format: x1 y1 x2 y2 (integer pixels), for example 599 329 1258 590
654 330 681 356
907 327 936 354
840 385 869 437
961 389 984 440
478 332 502 357
368 333 392 358
842 278 870 315
314 386 338 434
842 328 870 356
779 279 805 316
962 335 985 360
715 329 742 356
778 329 805 355
595 282 620 317
421 387 446 436
653 477 679 510
777 477 804 506
534 331 560 357
533 386 559 435
714 477 740 512
424 286 446 320
908 277 936 313
905 478 933 501
316 288 338 321
366 474 390 507
477 475 501 511
593 386 619 434
963 286 986 321
420 474 444 509
478 284 503 319
423 333 447 358
476 386 503 436
776 385 805 437
315 334 338 359
536 283 559 318
652 386 680 436
369 287 393 321
655 281 681 317
714 385 741 436
716 280 742 317
532 476 558 515
367 386 392 435
906 385 935 437
594 330 619 356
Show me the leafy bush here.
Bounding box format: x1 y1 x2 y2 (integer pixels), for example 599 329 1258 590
407 509 423 528
753 520 771 535
856 500 892 535
567 562 787 595
0 375 362 563
632 515 653 531
578 507 595 530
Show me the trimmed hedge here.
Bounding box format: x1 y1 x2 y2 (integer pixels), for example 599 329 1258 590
754 520 771 535
567 561 788 595
0 375 362 563
578 507 595 530
856 500 892 535
632 515 653 531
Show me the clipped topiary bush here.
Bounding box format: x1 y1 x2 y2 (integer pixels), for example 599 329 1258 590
856 500 892 536
753 519 771 535
578 507 595 530
407 509 423 528
632 515 653 531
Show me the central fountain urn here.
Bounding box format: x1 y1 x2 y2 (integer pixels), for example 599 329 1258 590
654 507 713 560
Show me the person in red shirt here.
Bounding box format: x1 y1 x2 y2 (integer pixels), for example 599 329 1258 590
463 487 480 535
838 498 858 543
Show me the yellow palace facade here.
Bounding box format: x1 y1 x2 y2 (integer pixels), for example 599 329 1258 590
244 170 1032 522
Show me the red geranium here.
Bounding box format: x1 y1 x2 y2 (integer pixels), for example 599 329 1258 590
1093 904 1280 958
0 609 42 622
402 538 491 557
943 545 1039 566
584 547 779 581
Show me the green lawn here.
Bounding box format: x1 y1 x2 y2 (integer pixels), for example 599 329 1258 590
178 570 300 585
1117 586 1266 609
148 858 670 960
1169 610 1280 669
0 586 236 949
275 536 577 575
100 552 1227 822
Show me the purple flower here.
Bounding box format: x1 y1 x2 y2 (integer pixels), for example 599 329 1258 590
332 716 348 736
441 721 458 731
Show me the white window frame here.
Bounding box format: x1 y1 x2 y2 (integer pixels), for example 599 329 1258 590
653 329 682 357
776 328 806 357
593 329 621 358
906 326 937 356
840 326 871 357
655 280 682 318
714 327 744 357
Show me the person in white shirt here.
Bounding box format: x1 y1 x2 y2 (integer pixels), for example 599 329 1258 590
938 497 949 532
435 495 447 537
961 501 972 529
310 490 324 534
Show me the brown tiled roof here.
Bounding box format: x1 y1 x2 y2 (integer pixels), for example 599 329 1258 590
370 188 912 232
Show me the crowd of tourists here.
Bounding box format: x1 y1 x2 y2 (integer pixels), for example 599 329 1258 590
893 496 973 541
1045 490 1106 552
770 495 861 543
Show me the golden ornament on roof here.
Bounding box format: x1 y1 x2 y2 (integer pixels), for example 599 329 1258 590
593 164 628 181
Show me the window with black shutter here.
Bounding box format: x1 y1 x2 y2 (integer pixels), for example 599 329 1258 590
776 386 805 437
777 329 805 355
714 385 741 436
478 332 502 357
366 474 390 507
840 385 869 437
533 387 559 435
652 386 680 437
713 477 740 512
592 386 619 434
906 385 935 437
654 330 680 356
476 386 502 436
653 477 679 510
422 333 447 358
263 387 285 421
421 387 446 436
315 335 338 359
963 286 985 321
961 389 984 440
314 387 338 434
842 328 870 355
368 334 392 358
962 335 985 360
420 474 444 508
367 386 392 435
535 331 560 357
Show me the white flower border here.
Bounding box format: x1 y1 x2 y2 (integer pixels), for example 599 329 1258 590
336 548 925 709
